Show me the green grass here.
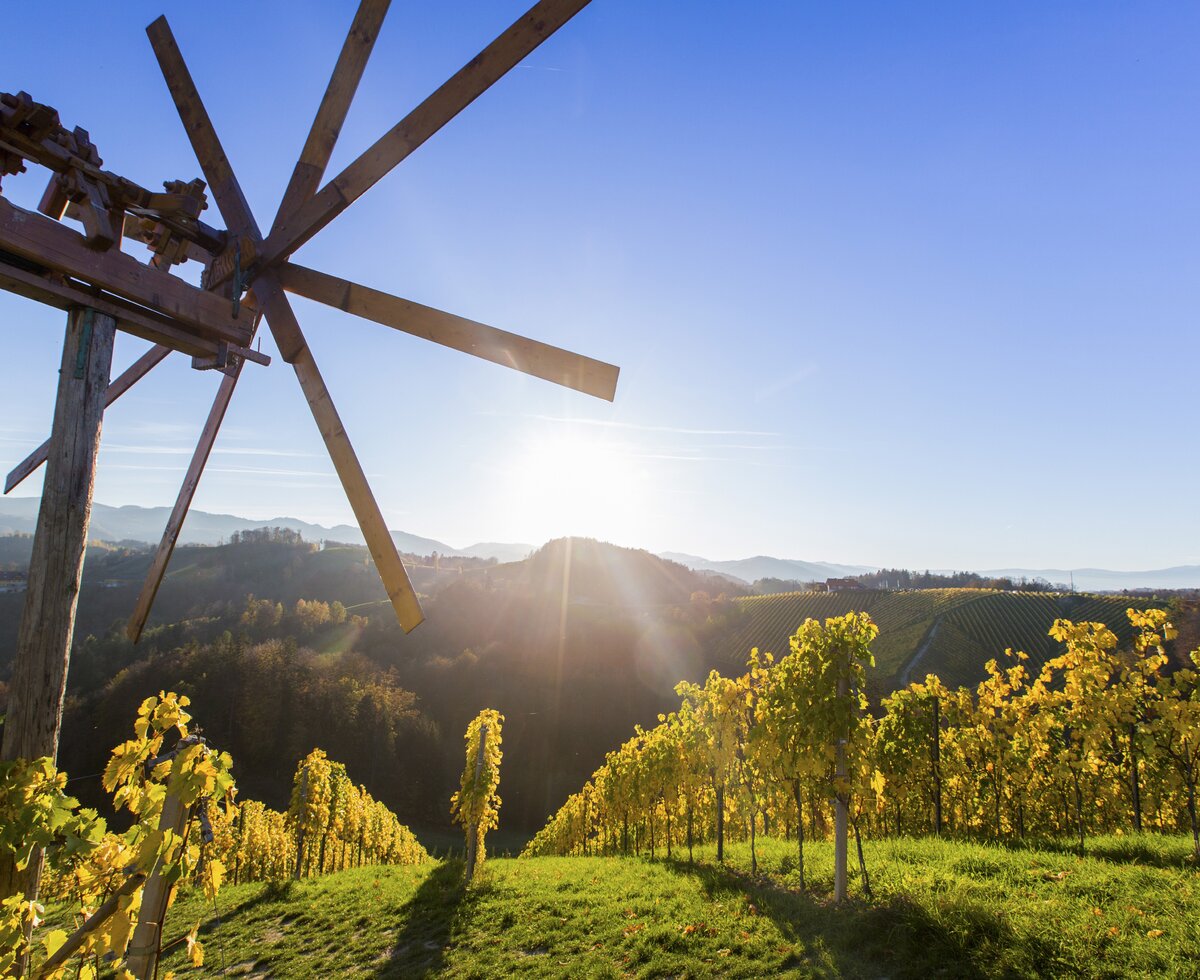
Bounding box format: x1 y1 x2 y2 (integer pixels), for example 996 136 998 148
156 835 1199 978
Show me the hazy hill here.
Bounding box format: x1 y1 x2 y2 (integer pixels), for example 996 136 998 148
659 551 875 585
494 537 750 607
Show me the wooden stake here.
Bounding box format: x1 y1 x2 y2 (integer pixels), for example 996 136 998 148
124 790 189 979
834 651 849 903
126 367 240 642
31 871 146 979
0 304 114 910
465 723 488 881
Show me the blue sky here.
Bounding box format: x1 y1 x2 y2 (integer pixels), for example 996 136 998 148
1 1 1197 570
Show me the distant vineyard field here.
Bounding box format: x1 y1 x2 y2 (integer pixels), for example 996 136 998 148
729 588 1166 690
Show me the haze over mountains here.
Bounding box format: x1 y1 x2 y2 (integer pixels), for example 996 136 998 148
0 497 1196 591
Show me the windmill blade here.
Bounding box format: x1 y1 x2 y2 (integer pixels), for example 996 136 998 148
5 344 171 494
147 16 260 238
279 263 618 401
272 0 391 232
126 365 240 643
147 16 424 632
257 0 593 268
255 277 426 631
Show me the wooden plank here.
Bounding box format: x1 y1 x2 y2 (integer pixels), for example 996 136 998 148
126 367 239 643
279 262 618 401
271 0 391 232
146 19 425 633
145 17 258 242
257 0 594 267
0 199 251 347
0 307 115 907
257 278 425 632
124 788 188 979
6 344 171 494
0 261 219 356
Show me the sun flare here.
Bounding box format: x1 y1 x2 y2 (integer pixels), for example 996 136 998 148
498 433 648 544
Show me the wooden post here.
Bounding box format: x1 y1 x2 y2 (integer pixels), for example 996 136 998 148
464 723 488 881
834 651 849 903
0 307 114 908
931 694 943 836
31 872 146 979
125 790 189 979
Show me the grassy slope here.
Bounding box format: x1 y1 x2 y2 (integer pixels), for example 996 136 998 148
158 835 1198 979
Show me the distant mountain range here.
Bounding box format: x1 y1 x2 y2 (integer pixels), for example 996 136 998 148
0 497 533 564
658 552 874 586
1 497 1196 591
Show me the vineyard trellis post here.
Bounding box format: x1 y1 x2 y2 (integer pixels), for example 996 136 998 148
294 764 308 880
125 783 189 978
464 722 488 881
931 693 942 835
834 647 849 903
31 871 147 979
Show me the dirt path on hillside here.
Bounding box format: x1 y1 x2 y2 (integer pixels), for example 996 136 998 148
899 618 942 687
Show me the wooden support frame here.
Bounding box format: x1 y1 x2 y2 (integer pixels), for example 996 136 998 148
0 199 252 349
0 260 230 358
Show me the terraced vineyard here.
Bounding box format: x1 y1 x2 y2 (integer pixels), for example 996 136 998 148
730 589 1166 691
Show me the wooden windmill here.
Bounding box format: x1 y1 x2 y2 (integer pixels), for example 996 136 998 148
0 0 613 800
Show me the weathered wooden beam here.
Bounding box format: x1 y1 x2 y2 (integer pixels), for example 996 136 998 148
271 0 391 233
30 872 146 979
126 367 239 643
0 306 115 906
256 0 594 268
0 199 251 347
0 260 215 356
124 788 188 979
146 16 424 633
5 344 170 494
260 275 426 632
279 262 618 401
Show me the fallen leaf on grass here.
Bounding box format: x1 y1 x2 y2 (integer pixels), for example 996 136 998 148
1107 926 1119 937
623 923 644 936
717 948 732 957
1091 908 1103 916
1147 930 1165 939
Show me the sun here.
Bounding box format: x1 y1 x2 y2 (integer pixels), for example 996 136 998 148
496 433 648 545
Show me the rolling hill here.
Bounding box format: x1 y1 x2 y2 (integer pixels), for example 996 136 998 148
729 588 1169 691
